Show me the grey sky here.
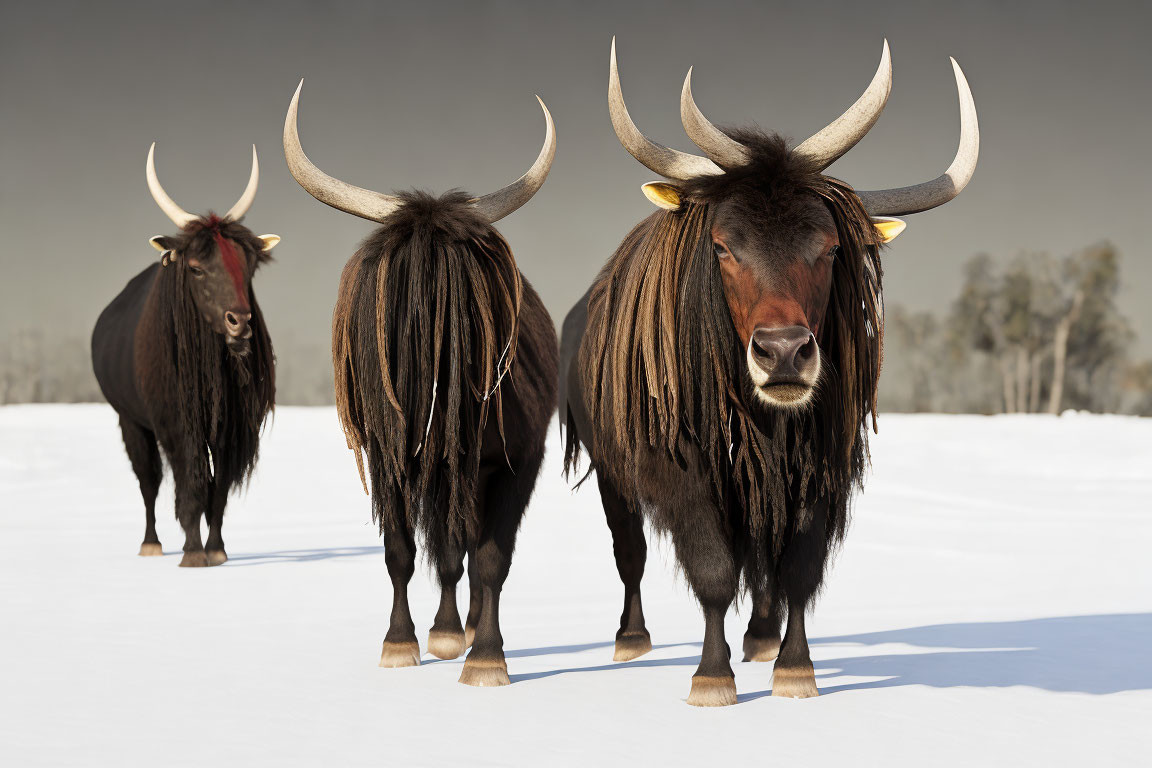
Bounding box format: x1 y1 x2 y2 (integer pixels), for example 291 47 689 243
2 0 1149 373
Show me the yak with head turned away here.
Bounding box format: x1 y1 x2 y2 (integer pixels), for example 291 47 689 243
562 39 979 705
92 144 280 567
284 81 558 686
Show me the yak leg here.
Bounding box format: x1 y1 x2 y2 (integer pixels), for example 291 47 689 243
173 459 209 568
598 474 651 661
204 472 229 566
428 543 467 660
120 417 163 557
459 457 539 688
772 503 830 699
669 495 739 706
379 497 420 668
463 549 480 649
743 579 783 662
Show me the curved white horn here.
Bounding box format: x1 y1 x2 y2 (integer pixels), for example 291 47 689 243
469 96 557 223
283 79 403 223
609 38 721 180
794 40 892 170
146 143 197 228
856 57 979 216
223 145 259 222
680 67 751 168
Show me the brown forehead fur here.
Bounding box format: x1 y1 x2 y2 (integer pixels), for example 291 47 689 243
685 132 838 271
168 215 271 270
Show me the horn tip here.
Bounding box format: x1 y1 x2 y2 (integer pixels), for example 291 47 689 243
949 57 972 91
535 95 554 125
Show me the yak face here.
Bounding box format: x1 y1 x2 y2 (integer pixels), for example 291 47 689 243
711 192 836 409
150 217 278 355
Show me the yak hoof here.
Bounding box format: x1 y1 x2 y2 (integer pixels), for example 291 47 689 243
772 665 820 699
464 625 476 649
378 641 421 668
613 631 653 662
458 657 510 687
742 634 781 663
206 550 228 566
427 630 467 661
687 675 738 707
179 551 209 567
138 542 164 557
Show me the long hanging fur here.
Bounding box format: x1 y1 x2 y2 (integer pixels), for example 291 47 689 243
143 216 276 484
332 191 523 558
567 133 884 575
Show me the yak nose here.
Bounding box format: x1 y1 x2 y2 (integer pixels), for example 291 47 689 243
750 326 817 381
224 310 252 338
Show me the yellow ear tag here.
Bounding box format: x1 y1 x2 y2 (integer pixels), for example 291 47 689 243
259 234 281 252
871 217 907 243
149 236 167 252
641 182 682 210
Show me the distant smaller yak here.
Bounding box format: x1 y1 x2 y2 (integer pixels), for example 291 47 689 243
284 81 558 685
92 144 279 566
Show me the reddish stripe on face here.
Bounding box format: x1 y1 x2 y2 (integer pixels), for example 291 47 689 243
213 231 249 312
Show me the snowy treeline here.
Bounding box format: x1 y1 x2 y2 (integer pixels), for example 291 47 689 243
879 242 1152 416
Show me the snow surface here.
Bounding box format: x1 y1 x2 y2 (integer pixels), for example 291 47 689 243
1 405 1150 767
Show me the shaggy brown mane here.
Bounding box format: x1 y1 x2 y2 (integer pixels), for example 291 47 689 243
332 191 524 556
568 132 884 568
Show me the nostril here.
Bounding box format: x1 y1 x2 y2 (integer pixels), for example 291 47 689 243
225 312 239 327
796 335 815 361
752 337 772 359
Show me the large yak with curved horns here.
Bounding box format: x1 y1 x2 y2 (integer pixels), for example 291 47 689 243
92 144 280 567
284 81 558 686
562 39 979 705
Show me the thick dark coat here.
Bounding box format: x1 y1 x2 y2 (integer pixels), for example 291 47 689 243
92 217 274 564
561 133 884 702
332 192 557 682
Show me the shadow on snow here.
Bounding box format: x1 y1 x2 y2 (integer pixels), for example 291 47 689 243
223 545 382 565
495 614 1151 697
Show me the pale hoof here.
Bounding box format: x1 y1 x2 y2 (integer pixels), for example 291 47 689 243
772 665 820 698
613 632 653 662
178 551 209 567
687 675 738 707
427 630 466 660
378 641 421 668
458 657 510 687
464 625 475 649
742 634 781 663
138 542 163 557
206 550 228 566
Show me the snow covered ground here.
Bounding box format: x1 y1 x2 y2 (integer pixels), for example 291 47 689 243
1 405 1150 767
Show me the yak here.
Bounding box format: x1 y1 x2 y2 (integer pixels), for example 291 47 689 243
283 81 558 686
92 144 279 567
562 40 979 705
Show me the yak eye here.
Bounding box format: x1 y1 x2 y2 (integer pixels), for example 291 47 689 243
188 265 205 278
713 241 729 259
828 244 841 259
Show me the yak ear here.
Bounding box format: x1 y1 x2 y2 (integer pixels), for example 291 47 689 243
642 181 683 210
871 216 907 243
149 235 175 252
258 234 281 252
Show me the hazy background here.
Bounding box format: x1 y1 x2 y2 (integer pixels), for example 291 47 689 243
2 0 1149 404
